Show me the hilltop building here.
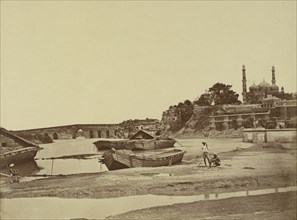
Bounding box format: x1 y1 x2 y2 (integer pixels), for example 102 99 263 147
209 65 296 130
242 65 284 104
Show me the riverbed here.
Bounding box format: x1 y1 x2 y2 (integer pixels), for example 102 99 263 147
1 138 295 220
1 186 296 219
1 137 251 178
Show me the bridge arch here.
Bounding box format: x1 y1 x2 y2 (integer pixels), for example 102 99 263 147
53 132 58 140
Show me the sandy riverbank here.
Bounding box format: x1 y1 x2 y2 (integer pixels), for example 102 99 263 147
1 141 296 219
109 191 296 220
1 142 296 200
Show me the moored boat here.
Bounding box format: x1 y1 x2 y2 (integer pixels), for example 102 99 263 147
100 148 186 170
93 130 176 150
93 139 128 150
0 127 43 167
0 147 41 167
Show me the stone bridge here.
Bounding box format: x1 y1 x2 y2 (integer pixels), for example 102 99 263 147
13 124 123 140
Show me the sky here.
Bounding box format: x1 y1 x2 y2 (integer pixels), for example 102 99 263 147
1 1 296 130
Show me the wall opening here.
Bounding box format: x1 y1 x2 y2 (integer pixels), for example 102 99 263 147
53 133 58 140
106 130 110 138
98 130 101 138
90 130 94 138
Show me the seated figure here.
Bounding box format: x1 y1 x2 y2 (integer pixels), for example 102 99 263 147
210 153 221 167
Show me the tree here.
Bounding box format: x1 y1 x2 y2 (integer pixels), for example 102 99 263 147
246 92 262 104
209 83 241 105
194 93 213 106
164 100 194 132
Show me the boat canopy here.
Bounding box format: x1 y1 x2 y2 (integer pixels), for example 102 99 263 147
129 130 154 140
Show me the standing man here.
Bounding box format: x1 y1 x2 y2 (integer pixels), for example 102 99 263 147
201 142 211 168
9 164 20 183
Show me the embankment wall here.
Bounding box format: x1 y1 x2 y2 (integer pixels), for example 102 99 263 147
243 128 296 143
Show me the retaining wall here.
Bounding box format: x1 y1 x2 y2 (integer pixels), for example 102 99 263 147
243 128 296 143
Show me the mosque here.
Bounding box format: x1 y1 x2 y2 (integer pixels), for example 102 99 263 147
208 65 296 131
242 65 284 104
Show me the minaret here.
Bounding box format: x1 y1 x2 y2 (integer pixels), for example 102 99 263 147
272 66 276 85
242 65 247 103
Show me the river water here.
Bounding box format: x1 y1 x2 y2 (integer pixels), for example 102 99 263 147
1 186 296 219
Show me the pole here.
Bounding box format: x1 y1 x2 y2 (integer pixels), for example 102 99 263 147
51 159 54 175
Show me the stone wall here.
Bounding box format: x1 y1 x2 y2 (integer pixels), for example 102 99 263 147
243 128 296 143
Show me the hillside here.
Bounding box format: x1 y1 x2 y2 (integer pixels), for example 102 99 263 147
161 105 244 138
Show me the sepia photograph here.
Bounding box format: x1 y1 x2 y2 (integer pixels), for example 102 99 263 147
1 1 296 219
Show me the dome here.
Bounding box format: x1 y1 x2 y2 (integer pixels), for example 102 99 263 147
249 82 259 90
271 84 279 91
258 80 271 88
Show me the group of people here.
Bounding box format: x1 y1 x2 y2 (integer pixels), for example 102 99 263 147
198 141 220 168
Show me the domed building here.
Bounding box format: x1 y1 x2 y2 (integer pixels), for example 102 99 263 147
242 65 284 104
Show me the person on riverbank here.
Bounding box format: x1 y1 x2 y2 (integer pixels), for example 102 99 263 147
210 153 221 167
201 142 211 168
9 164 20 183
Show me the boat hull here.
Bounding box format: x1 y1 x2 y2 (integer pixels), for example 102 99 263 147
94 139 176 151
101 148 186 171
0 147 41 167
93 140 128 150
132 139 176 150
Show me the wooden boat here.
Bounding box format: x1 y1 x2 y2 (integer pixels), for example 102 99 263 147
0 127 43 167
100 148 186 170
129 138 176 150
93 130 176 150
93 139 129 150
0 147 42 167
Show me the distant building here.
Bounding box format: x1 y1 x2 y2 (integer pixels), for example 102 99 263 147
209 104 270 130
270 99 297 128
242 65 284 104
120 119 161 138
261 95 281 108
210 98 297 131
134 119 161 135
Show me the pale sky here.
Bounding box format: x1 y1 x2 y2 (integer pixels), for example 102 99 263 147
1 1 296 130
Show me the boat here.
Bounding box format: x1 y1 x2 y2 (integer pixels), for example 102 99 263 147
93 130 176 150
93 139 131 150
0 127 43 167
100 148 186 170
0 147 41 167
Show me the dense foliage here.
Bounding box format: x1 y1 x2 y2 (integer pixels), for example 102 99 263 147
167 100 194 132
194 83 241 106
